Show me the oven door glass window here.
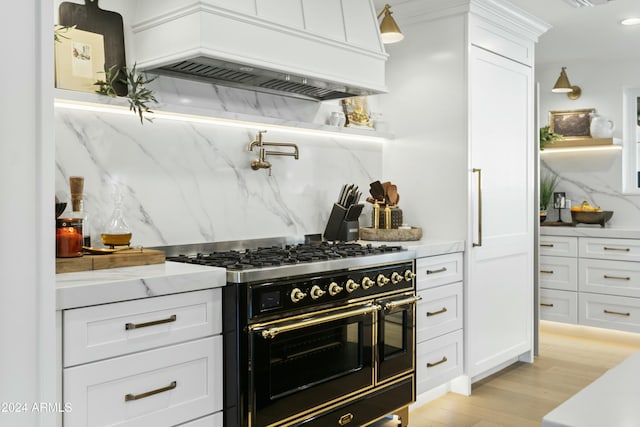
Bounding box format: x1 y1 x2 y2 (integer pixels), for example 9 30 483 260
377 295 416 382
250 306 374 427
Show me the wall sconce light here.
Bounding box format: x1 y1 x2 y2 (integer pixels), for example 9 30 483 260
552 67 582 100
377 4 404 44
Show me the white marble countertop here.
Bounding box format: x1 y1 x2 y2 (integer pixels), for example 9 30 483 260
56 239 464 310
542 351 640 427
56 262 226 310
540 226 640 239
360 238 465 258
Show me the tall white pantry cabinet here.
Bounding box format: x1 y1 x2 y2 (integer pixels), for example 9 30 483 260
382 0 549 392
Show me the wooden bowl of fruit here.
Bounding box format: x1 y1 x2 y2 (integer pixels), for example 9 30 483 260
570 202 613 227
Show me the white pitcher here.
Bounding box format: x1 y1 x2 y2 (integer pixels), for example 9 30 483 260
590 114 615 138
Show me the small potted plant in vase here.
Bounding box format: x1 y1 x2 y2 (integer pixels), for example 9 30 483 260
540 172 559 223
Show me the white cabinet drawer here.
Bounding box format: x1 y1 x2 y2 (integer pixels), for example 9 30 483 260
63 336 222 427
63 289 221 367
539 236 578 257
579 237 640 262
579 293 640 334
579 258 640 298
539 256 578 291
416 282 462 342
416 330 463 396
180 412 223 427
539 288 577 324
416 253 463 291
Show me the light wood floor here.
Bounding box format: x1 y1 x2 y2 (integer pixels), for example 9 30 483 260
381 322 640 427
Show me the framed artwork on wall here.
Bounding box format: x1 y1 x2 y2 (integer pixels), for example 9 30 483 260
549 109 595 139
54 27 105 93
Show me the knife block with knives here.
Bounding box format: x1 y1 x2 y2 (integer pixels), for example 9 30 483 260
323 184 363 241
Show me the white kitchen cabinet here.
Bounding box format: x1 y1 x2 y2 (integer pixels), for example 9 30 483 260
579 292 640 333
579 237 640 262
539 235 579 257
578 237 640 333
539 255 578 292
62 289 223 427
415 253 464 398
539 234 640 333
466 42 535 381
539 288 578 324
382 1 547 392
63 289 221 367
538 235 579 324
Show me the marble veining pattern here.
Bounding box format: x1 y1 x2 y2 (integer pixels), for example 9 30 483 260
55 82 383 247
542 153 640 227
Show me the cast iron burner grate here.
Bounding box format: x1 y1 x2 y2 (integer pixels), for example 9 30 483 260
166 242 402 270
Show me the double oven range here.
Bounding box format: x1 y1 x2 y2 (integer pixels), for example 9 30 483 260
163 238 418 427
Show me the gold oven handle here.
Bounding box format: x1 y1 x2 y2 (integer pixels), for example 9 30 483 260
252 304 381 339
384 295 422 311
472 168 482 247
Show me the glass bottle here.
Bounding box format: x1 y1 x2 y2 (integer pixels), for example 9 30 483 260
102 190 132 247
69 176 91 247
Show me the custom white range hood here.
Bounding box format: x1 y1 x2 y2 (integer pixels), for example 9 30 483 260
132 0 389 101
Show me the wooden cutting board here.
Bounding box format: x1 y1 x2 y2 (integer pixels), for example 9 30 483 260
56 248 165 274
59 0 127 96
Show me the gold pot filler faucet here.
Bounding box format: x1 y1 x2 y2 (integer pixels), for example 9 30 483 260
248 130 299 175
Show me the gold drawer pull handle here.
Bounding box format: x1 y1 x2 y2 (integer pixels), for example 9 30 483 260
427 356 448 368
604 275 631 281
426 267 447 275
540 303 554 307
540 270 554 274
338 413 354 425
125 381 177 401
604 246 631 252
540 243 554 248
426 307 448 317
125 314 177 330
604 309 631 317
472 168 482 247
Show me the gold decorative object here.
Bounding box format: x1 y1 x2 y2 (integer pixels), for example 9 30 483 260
342 97 372 128
101 233 132 247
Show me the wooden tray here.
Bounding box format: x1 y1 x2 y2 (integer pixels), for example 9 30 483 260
359 227 423 241
56 248 165 273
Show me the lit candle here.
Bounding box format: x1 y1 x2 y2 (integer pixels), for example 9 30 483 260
56 219 83 257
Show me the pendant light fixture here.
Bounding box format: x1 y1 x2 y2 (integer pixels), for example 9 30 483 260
552 67 581 100
377 4 404 44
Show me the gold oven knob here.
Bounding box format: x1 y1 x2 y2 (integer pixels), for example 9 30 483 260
345 279 360 293
310 285 326 300
404 270 416 282
290 288 307 303
328 282 343 296
391 272 403 284
376 274 390 287
362 277 374 290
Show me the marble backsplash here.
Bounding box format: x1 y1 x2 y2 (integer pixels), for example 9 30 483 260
541 150 640 227
55 78 384 247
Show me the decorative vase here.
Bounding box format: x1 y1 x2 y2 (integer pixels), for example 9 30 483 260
590 114 614 138
540 210 547 224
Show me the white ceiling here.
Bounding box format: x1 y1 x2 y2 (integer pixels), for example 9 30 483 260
373 0 640 64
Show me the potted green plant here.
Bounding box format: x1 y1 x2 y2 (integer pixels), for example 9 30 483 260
95 63 158 124
540 172 559 223
540 126 562 150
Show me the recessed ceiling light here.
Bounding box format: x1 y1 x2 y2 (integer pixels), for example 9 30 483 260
621 17 640 26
